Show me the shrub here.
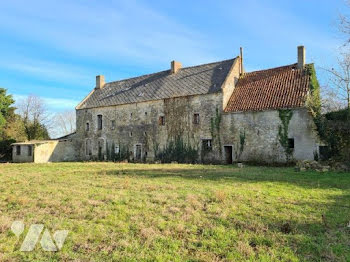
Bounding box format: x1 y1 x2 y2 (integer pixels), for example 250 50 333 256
156 136 198 164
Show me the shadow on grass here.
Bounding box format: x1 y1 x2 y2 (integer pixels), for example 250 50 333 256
101 165 350 190
98 164 350 260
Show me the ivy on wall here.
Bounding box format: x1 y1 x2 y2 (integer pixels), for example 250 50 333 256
237 129 246 161
278 109 293 161
305 64 325 138
210 108 222 155
155 136 198 163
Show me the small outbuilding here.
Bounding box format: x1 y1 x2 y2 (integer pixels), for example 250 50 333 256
12 133 77 163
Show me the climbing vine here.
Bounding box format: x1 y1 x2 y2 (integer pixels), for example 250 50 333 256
278 109 294 161
236 129 246 161
155 136 198 163
305 64 326 139
210 108 222 155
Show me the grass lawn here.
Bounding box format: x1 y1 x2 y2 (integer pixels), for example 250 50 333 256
0 162 349 261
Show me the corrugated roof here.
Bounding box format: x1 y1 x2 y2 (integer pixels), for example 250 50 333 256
77 58 237 109
224 64 310 112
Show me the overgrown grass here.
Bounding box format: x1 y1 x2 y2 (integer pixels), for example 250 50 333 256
0 162 349 261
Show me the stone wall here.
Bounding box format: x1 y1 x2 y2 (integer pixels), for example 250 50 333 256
220 108 321 163
75 92 320 164
75 92 223 162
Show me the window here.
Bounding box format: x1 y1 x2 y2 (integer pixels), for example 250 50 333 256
28 145 32 156
86 139 92 156
202 139 212 152
16 145 21 155
319 146 330 160
145 112 148 116
129 132 133 137
86 122 90 131
97 115 103 130
193 113 200 124
115 146 120 154
159 116 165 126
111 120 116 130
288 138 295 149
144 131 147 136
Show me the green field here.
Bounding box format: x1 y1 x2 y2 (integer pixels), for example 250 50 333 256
0 163 349 261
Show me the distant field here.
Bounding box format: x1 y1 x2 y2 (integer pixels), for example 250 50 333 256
0 163 349 261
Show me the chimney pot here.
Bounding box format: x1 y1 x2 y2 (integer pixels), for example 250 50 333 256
297 46 305 69
96 75 105 89
171 61 182 74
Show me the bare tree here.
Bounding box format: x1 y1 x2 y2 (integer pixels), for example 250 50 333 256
16 95 51 140
321 85 347 113
322 53 350 111
339 1 350 46
52 110 76 138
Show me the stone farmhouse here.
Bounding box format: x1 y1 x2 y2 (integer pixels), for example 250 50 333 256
12 46 322 163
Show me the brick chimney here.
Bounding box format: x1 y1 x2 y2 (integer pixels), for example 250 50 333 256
96 75 105 89
297 46 305 69
171 61 182 74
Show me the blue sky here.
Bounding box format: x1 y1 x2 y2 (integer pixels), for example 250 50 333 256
0 0 347 112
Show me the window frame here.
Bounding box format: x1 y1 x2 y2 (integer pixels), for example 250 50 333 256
27 145 32 156
159 116 165 126
111 120 116 130
97 115 103 130
288 138 295 149
202 139 212 152
16 145 21 155
193 113 200 125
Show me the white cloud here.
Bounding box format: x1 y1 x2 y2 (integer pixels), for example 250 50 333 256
0 0 217 66
13 94 79 112
0 59 92 85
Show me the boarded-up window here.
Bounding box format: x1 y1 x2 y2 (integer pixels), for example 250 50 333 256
16 145 21 155
193 113 200 124
28 145 32 156
86 139 92 156
97 115 103 130
159 116 165 126
202 139 212 152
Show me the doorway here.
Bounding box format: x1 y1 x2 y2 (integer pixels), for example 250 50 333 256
135 145 142 161
98 140 104 161
224 146 233 164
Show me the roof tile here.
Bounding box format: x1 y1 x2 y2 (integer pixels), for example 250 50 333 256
224 64 310 112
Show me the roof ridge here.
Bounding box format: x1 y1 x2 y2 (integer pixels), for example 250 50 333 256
179 57 237 70
243 63 314 76
105 57 237 85
243 63 297 76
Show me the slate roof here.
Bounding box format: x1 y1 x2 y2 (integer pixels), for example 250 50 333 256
77 58 237 109
224 64 311 112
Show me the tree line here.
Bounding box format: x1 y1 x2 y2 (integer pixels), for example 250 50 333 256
0 89 75 161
